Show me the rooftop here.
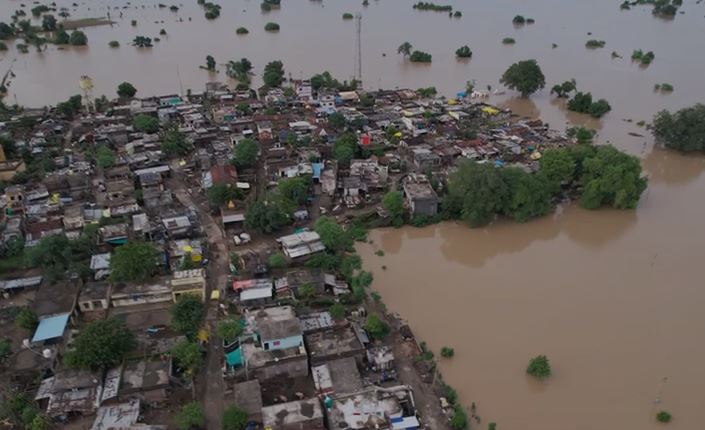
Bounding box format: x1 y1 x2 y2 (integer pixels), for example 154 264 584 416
120 359 171 393
253 306 302 341
261 398 323 428
305 325 366 363
312 357 363 396
32 312 70 343
231 379 263 417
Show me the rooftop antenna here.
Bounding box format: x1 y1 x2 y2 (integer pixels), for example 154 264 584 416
79 75 95 113
354 13 362 86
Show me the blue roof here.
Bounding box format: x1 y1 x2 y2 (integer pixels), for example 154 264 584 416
32 313 70 342
312 163 323 179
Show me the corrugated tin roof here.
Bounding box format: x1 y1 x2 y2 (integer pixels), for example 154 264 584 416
32 313 70 342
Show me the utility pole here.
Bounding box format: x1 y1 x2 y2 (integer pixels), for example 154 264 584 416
354 13 362 86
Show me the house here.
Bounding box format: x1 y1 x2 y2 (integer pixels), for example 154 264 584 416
99 223 129 245
111 280 172 307
78 281 111 318
305 324 367 366
170 269 206 302
35 369 103 418
31 312 71 345
312 356 363 397
411 146 441 170
402 175 438 217
327 386 419 430
90 253 111 280
277 230 325 259
252 306 304 351
91 399 166 430
261 398 325 430
283 268 325 297
117 359 172 404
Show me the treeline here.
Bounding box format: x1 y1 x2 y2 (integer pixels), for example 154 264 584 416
443 144 647 227
413 2 453 11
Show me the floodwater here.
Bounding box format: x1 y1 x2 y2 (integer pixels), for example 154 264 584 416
3 0 705 428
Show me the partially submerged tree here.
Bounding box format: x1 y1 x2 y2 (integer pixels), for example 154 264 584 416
383 191 405 226
117 82 137 99
652 104 705 153
397 41 413 58
205 55 216 71
500 59 545 97
526 354 551 379
455 45 472 58
263 60 285 87
550 79 576 98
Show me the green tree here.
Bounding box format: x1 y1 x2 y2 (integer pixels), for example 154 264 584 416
170 294 204 340
132 36 153 47
161 127 192 156
263 60 285 87
226 58 253 83
652 104 705 153
268 253 287 269
222 406 249 430
264 22 280 32
588 99 611 118
95 145 115 168
409 51 432 62
27 234 73 281
41 15 57 32
55 94 83 119
444 161 510 227
205 55 216 71
29 415 49 430
53 28 70 44
171 341 203 379
332 133 357 165
397 41 413 58
455 45 472 58
69 30 87 46
567 127 596 145
526 354 551 378
314 216 352 254
133 114 160 133
244 194 291 234
538 148 576 192
329 303 346 320
550 79 576 98
236 27 249 34
207 183 236 207
328 112 346 130
441 346 455 358
16 307 38 331
297 284 316 300
109 40 120 48
502 167 553 223
117 82 137 98
231 138 258 169
175 402 205 430
383 191 405 226
500 59 546 97
0 393 39 428
110 242 158 283
450 405 468 430
278 176 309 206
0 338 11 365
65 319 136 369
579 145 647 209
216 318 243 344
364 314 389 340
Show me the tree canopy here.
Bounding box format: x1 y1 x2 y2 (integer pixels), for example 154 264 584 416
161 127 192 156
455 45 472 58
133 114 160 133
170 294 205 340
65 319 136 369
69 31 88 46
364 314 389 340
216 318 243 344
332 133 357 165
263 60 285 87
110 242 158 283
567 92 611 118
231 138 258 169
222 406 249 430
16 307 38 332
652 104 705 153
277 176 310 207
175 402 205 430
171 341 202 380
397 42 412 58
207 184 237 207
226 58 252 83
383 191 405 226
578 145 647 209
527 354 551 379
117 82 137 98
244 194 291 234
314 216 353 254
500 59 545 97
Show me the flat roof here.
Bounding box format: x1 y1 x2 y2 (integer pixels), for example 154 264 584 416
32 313 70 342
240 286 273 301
262 399 323 428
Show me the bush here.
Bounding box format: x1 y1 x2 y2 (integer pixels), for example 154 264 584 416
69 31 88 46
585 39 606 49
441 346 455 358
236 26 248 34
502 37 516 44
526 355 551 379
364 314 389 340
133 114 160 133
268 253 287 269
343 13 354 19
65 319 136 369
512 14 525 24
222 406 249 430
409 50 432 62
108 40 120 48
329 303 346 320
450 405 468 429
454 11 462 17
654 83 673 92
413 2 453 12
264 22 280 32
170 294 204 340
171 341 203 379
455 45 472 58
656 410 672 423
175 402 204 430
632 49 655 65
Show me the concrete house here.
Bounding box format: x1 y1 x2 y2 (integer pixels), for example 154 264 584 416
261 398 325 430
402 175 438 217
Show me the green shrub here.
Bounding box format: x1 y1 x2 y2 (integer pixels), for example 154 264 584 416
409 50 432 62
268 253 287 269
343 13 354 19
264 22 280 32
526 355 551 379
502 37 516 44
656 410 672 423
455 45 472 58
585 39 606 49
236 26 249 34
441 346 455 358
512 15 525 24
108 40 119 48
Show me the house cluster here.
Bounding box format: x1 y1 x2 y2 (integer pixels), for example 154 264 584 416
0 77 576 429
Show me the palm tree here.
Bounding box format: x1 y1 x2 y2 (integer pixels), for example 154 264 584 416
397 41 412 58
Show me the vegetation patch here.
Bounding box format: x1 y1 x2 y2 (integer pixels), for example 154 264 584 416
656 410 672 423
652 103 705 152
654 83 673 92
567 92 611 118
527 355 551 379
502 37 516 44
585 39 606 49
632 49 655 65
236 26 249 34
413 2 453 12
409 50 432 62
343 13 354 20
264 22 280 32
455 45 472 58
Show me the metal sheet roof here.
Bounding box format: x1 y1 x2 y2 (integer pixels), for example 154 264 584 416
32 313 70 342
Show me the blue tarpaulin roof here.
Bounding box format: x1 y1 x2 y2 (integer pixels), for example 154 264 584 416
312 163 323 179
32 313 70 342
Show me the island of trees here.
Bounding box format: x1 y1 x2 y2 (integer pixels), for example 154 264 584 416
652 104 705 153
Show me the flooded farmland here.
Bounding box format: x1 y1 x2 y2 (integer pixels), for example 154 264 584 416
3 0 705 428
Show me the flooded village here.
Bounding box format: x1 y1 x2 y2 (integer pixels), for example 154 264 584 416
1 0 705 429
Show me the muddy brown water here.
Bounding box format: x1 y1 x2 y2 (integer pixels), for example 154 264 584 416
3 0 705 428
